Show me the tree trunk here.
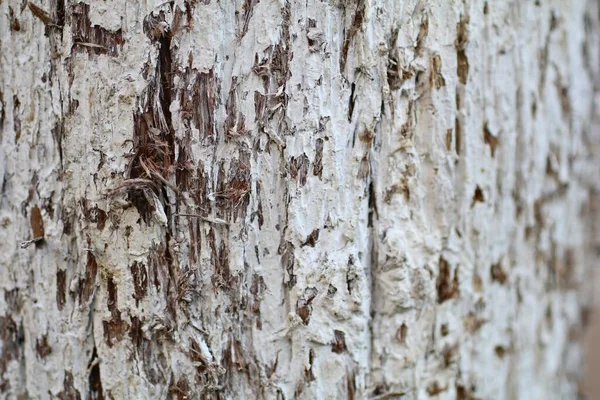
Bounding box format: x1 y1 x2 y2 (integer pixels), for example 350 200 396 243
1 0 599 398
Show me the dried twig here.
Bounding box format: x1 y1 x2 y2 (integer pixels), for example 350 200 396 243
174 213 229 226
20 237 44 249
139 158 186 202
105 178 157 197
28 2 59 27
74 42 108 50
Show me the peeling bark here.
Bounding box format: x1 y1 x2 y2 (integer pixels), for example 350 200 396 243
1 0 600 399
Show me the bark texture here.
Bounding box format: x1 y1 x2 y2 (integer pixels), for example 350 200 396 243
1 0 599 398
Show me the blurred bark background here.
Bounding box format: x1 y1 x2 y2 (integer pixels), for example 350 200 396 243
1 0 599 398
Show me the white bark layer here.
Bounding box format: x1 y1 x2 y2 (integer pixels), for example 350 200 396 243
1 0 599 399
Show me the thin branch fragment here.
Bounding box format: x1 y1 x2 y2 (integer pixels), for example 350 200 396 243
28 2 56 26
20 237 44 249
75 42 108 50
174 213 229 226
105 178 158 197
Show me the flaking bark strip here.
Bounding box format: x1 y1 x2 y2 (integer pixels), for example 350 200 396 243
483 122 499 157
29 205 45 246
289 154 310 186
56 269 67 310
340 0 365 74
130 261 149 307
79 252 98 304
103 275 128 347
313 138 324 178
71 3 124 57
35 335 52 358
456 15 470 84
28 2 55 26
87 347 103 399
436 256 460 303
238 0 260 39
180 69 217 141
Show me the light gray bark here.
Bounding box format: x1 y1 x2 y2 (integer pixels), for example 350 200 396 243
1 0 599 399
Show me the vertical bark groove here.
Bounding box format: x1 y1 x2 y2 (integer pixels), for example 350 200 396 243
1 0 599 398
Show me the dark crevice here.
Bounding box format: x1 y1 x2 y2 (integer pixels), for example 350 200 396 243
367 180 377 228
348 82 356 122
71 3 124 57
87 346 103 399
54 0 66 28
128 13 177 226
158 34 175 161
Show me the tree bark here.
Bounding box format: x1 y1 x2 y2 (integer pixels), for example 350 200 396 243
1 0 599 398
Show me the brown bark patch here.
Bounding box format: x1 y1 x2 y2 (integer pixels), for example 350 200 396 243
440 324 449 337
454 116 462 155
93 206 107 230
442 343 458 368
221 338 247 381
340 0 365 73
280 241 296 287
471 186 485 206
332 330 347 353
296 287 318 325
0 91 5 127
301 229 319 247
52 0 66 27
129 316 144 350
456 383 477 400
0 316 20 363
36 335 52 358
103 275 128 346
472 273 483 292
483 122 499 158
57 371 82 400
250 274 266 329
124 11 177 224
384 178 410 203
130 261 149 307
313 138 324 178
208 228 235 290
175 138 193 192
430 54 446 89
56 269 67 310
436 256 460 303
180 69 216 140
494 345 507 359
464 312 487 333
13 95 21 143
52 120 65 167
456 15 470 84
28 2 54 26
415 14 429 53
71 3 124 57
8 7 21 31
490 262 507 284
215 152 251 221
348 82 356 122
445 129 453 151
347 369 356 400
304 348 316 382
87 346 103 399
169 376 192 399
30 205 45 242
396 323 408 344
427 381 448 396
237 0 260 39
79 252 99 304
254 182 264 229
224 79 248 140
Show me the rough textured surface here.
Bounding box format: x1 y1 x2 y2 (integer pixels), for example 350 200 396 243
1 0 599 398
